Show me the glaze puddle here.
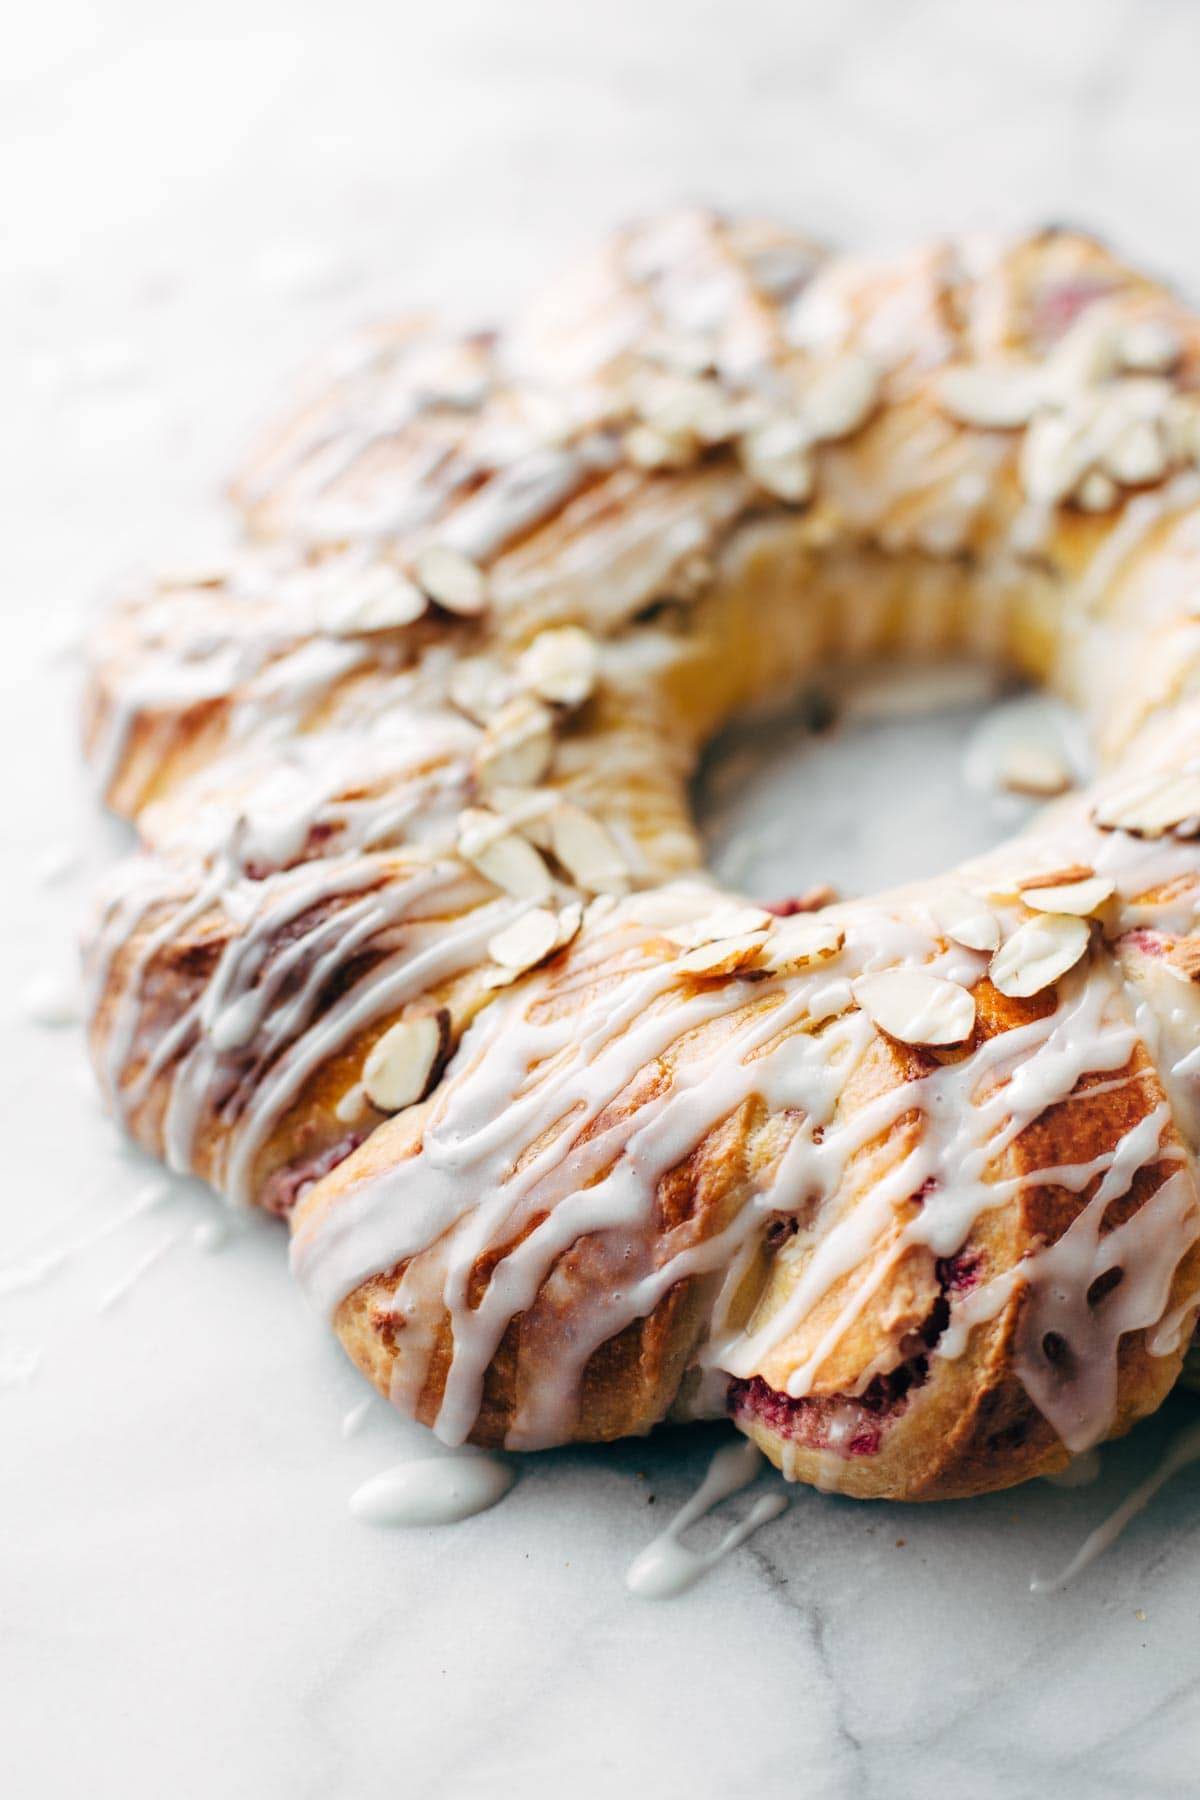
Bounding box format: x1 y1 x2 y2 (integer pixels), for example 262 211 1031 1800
625 1438 788 1601
349 1454 515 1527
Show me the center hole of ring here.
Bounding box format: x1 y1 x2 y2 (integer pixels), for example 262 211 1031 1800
693 657 1090 904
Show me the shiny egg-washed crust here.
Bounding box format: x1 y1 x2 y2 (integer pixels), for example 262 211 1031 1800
84 212 1200 1497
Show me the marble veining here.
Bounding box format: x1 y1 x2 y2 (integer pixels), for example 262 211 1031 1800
7 2 1200 1795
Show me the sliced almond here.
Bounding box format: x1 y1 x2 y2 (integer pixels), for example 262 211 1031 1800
318 566 427 634
989 913 1090 998
645 373 743 446
678 932 770 978
415 545 488 616
852 969 976 1047
549 803 630 895
760 919 845 974
1076 469 1118 512
931 888 1000 953
362 1013 447 1112
624 423 697 471
996 741 1073 797
1103 418 1167 486
520 626 598 709
803 354 880 442
458 808 554 899
1016 863 1096 892
473 695 554 790
1019 412 1088 506
1166 936 1200 981
487 907 562 974
1094 771 1200 838
937 362 1045 430
1118 319 1182 376
1019 875 1115 917
737 417 814 503
665 903 775 950
553 900 584 952
448 655 509 724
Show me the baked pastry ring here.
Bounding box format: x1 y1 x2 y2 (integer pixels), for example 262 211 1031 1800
85 211 1200 1498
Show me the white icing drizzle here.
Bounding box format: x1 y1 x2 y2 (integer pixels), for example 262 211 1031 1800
348 1454 514 1527
625 1438 788 1600
88 844 522 1207
1031 1418 1200 1592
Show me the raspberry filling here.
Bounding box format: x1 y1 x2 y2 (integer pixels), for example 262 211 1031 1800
259 1131 365 1217
729 1249 979 1458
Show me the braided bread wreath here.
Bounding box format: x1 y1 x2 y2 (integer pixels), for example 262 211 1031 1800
83 211 1200 1503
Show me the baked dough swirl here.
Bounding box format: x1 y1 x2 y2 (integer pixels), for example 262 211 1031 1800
84 212 1200 1497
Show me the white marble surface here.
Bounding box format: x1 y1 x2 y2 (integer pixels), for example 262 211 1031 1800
7 3 1200 1795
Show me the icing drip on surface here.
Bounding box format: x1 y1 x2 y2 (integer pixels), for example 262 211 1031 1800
1031 1419 1200 1592
192 1216 232 1253
348 1454 514 1527
1043 1448 1103 1488
96 1228 183 1312
0 1181 168 1296
341 1397 373 1439
625 1438 788 1600
22 969 82 1028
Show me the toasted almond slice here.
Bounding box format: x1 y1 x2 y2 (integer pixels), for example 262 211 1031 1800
737 418 814 503
760 919 845 973
989 913 1090 997
481 783 558 848
319 567 427 634
362 1013 446 1112
803 354 880 442
853 969 976 1047
1167 936 1200 981
937 362 1045 429
415 545 488 616
473 696 554 790
1103 418 1168 486
549 803 630 895
553 900 584 951
678 932 770 978
931 889 1001 953
996 742 1073 797
1019 875 1115 917
1094 771 1200 838
665 903 775 950
1076 469 1118 513
458 808 554 899
520 626 598 709
449 655 510 724
487 907 562 973
1118 320 1183 375
625 423 697 470
1016 863 1096 892
1019 412 1088 506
